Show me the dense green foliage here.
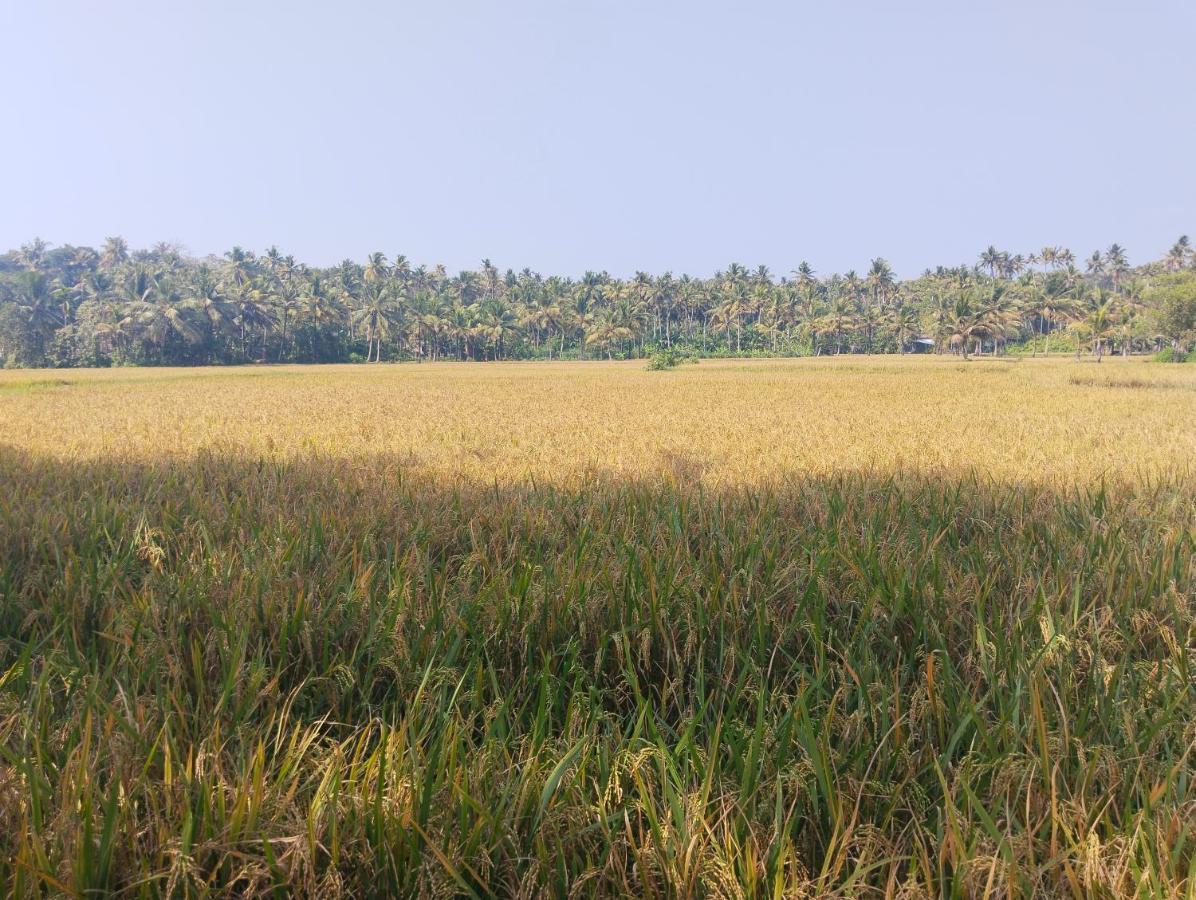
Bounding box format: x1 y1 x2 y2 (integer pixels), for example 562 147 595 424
1153 347 1196 364
2 237 1195 367
1147 272 1196 355
1 449 1193 896
645 347 698 370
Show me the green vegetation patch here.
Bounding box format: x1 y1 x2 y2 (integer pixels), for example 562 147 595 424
0 377 75 393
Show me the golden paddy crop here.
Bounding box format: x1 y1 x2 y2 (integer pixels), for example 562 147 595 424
2 355 1194 484
0 356 1193 897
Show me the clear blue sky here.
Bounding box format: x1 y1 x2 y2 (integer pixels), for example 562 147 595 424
4 0 1193 277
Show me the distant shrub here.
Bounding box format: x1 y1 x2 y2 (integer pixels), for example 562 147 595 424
1007 333 1079 355
646 348 682 370
1151 347 1195 363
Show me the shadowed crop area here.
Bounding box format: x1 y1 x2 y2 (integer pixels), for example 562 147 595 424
1 358 1194 897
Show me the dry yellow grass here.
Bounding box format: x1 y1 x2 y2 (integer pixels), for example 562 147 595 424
2 356 1194 485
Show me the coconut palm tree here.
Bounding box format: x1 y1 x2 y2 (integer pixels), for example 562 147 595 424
473 299 519 360
708 289 738 353
17 238 50 271
410 297 448 361
89 304 137 364
351 280 403 362
651 273 676 348
1038 246 1061 269
854 294 883 353
187 266 237 358
817 292 855 355
927 291 954 353
1165 236 1191 272
792 263 821 352
979 246 1004 279
442 301 473 360
604 287 646 356
100 237 130 271
233 284 278 360
1016 271 1074 355
11 270 62 359
755 286 788 353
479 259 504 303
716 264 750 352
363 252 390 284
584 316 631 360
300 274 347 354
1073 294 1118 362
672 276 709 351
270 275 303 360
866 257 896 309
986 288 1024 353
1119 277 1148 354
134 282 206 359
263 245 285 274
888 301 920 352
945 286 1002 359
1105 244 1130 293
523 290 570 358
224 247 256 289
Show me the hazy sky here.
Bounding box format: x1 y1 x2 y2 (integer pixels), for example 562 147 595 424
4 0 1194 277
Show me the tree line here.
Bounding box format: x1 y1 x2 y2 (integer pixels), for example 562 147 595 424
2 236 1195 368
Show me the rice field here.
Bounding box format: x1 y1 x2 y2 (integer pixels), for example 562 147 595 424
1 356 1194 897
